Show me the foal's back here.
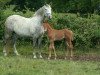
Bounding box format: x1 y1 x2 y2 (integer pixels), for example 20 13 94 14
43 22 73 41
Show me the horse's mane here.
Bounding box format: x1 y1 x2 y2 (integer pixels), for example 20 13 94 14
34 4 51 16
34 7 43 16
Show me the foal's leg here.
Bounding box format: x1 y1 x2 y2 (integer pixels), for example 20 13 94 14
65 43 69 59
67 41 73 60
52 45 57 60
48 44 52 59
37 36 43 58
70 42 73 58
12 33 19 56
48 41 57 59
48 41 52 59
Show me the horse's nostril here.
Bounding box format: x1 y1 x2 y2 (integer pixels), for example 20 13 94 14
48 15 52 19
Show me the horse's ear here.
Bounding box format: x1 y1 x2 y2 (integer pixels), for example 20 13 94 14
49 2 52 6
44 2 47 5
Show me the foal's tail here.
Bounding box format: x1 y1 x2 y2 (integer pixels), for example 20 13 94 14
71 31 74 41
64 29 74 41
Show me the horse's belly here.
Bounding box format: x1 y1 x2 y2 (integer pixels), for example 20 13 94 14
30 26 44 38
15 30 30 36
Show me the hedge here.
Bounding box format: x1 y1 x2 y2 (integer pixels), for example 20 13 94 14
0 7 100 48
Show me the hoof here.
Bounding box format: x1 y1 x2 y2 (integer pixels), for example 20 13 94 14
69 57 73 60
16 54 20 56
54 58 57 60
48 57 50 60
4 53 7 57
40 55 43 59
33 56 37 59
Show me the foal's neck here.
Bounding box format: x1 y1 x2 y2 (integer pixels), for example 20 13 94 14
45 23 53 32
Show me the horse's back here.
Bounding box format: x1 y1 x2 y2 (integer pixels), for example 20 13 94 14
5 15 30 30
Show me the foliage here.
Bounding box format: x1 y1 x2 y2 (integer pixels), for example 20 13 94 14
1 0 99 14
0 4 100 48
49 13 100 48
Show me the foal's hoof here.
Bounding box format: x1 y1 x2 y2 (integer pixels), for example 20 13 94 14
69 57 73 60
65 57 67 60
54 58 57 60
48 57 50 60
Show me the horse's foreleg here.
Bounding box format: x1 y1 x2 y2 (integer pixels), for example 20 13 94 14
32 38 37 58
12 33 19 56
37 37 43 58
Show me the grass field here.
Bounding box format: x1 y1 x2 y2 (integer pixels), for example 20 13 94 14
0 56 100 75
0 42 100 75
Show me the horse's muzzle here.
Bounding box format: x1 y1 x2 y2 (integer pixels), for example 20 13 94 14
49 15 52 19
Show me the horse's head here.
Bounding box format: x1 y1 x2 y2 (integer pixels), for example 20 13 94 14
43 4 52 19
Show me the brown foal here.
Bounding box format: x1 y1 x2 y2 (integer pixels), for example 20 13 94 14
43 22 73 59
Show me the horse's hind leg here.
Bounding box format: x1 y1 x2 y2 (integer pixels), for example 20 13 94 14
3 40 8 56
3 28 12 56
12 33 19 56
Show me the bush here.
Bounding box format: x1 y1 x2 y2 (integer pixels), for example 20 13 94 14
0 6 100 48
49 13 100 48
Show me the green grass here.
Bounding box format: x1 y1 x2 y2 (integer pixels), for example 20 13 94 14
0 56 100 75
0 42 100 75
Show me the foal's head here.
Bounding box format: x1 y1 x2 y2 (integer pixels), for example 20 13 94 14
43 22 53 32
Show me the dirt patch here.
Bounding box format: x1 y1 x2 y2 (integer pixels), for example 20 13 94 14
42 53 100 61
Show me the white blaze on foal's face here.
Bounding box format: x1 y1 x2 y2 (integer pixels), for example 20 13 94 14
44 4 52 19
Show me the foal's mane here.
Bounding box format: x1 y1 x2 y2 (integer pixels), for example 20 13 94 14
44 21 53 30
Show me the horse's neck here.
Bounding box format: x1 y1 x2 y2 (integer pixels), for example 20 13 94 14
31 15 44 25
31 7 45 24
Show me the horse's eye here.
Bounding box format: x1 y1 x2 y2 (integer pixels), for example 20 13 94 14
45 9 47 10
